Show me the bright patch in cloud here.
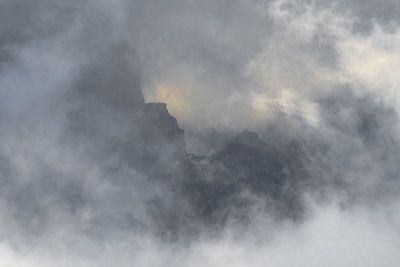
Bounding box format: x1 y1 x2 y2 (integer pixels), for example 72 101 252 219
146 83 191 119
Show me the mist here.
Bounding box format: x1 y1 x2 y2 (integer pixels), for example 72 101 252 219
0 0 400 266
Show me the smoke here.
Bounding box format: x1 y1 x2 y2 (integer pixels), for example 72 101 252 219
0 0 400 266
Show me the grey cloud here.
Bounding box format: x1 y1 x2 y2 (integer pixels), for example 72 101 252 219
329 0 400 32
0 0 400 266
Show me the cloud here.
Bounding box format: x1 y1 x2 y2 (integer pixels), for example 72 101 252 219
0 0 400 266
2 202 400 267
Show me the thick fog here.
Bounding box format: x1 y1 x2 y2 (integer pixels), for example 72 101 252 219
0 0 400 266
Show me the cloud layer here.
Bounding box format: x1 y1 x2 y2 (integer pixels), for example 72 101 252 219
1 0 400 266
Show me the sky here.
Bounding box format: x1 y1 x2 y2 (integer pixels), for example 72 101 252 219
1 0 400 266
